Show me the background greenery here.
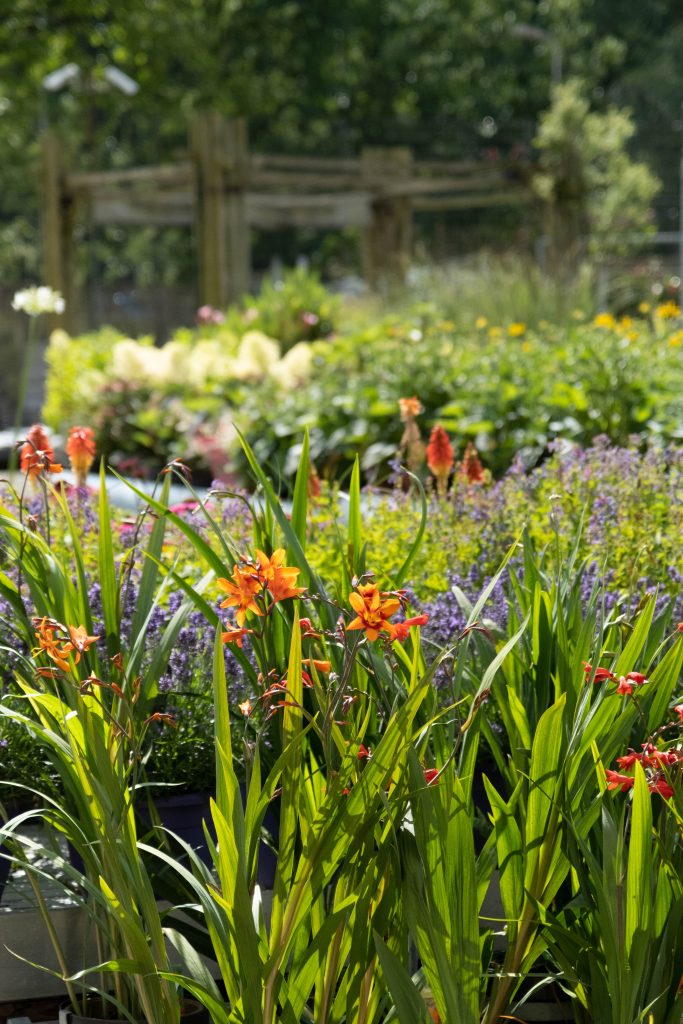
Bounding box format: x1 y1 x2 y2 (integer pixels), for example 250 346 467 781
1 0 682 285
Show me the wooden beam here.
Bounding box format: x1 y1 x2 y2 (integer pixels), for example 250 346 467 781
412 189 533 211
250 153 361 173
246 191 371 229
65 163 193 192
90 191 195 226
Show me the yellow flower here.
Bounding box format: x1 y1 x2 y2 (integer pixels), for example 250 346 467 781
508 322 526 337
521 340 533 353
593 312 617 330
488 326 502 340
656 301 681 320
669 331 683 347
475 316 488 330
638 301 651 314
619 315 633 330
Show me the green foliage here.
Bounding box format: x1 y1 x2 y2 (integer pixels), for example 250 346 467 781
533 78 661 265
224 267 340 351
41 300 683 486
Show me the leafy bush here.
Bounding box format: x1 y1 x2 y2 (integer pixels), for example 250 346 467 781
42 299 683 486
223 266 340 350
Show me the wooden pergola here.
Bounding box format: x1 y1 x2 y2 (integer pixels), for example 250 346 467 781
41 112 532 326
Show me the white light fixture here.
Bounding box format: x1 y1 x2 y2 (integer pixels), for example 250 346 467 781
42 63 81 92
103 65 140 97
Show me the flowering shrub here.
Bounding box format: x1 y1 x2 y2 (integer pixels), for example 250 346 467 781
40 292 683 485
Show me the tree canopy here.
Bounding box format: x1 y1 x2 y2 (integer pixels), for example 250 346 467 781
0 0 681 282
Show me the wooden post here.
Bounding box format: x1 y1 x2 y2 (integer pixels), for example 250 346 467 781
40 132 77 329
361 147 413 287
191 113 250 307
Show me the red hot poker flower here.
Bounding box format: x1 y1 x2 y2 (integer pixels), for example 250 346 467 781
458 441 486 485
66 426 96 487
427 425 454 493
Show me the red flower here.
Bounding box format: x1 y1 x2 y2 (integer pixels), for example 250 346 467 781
427 425 454 491
583 662 616 683
392 614 429 643
625 671 648 685
648 778 674 799
357 744 371 761
65 426 96 486
616 677 634 696
458 441 486 485
605 770 635 792
675 704 683 723
423 767 440 786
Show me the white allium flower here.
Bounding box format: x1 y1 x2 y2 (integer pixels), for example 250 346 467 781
12 285 65 316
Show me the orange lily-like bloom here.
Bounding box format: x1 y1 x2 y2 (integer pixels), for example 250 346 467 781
347 583 400 642
68 624 100 654
221 625 249 647
33 617 99 671
427 425 454 494
392 614 429 643
302 658 331 673
256 548 305 603
66 426 96 487
217 564 263 626
20 425 62 481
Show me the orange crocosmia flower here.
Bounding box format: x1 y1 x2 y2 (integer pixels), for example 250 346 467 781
256 548 305 604
217 564 263 626
238 699 253 717
20 424 63 481
302 658 331 673
347 583 400 642
426 425 454 479
66 426 96 487
392 614 429 643
222 625 249 647
33 616 74 671
67 625 99 654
